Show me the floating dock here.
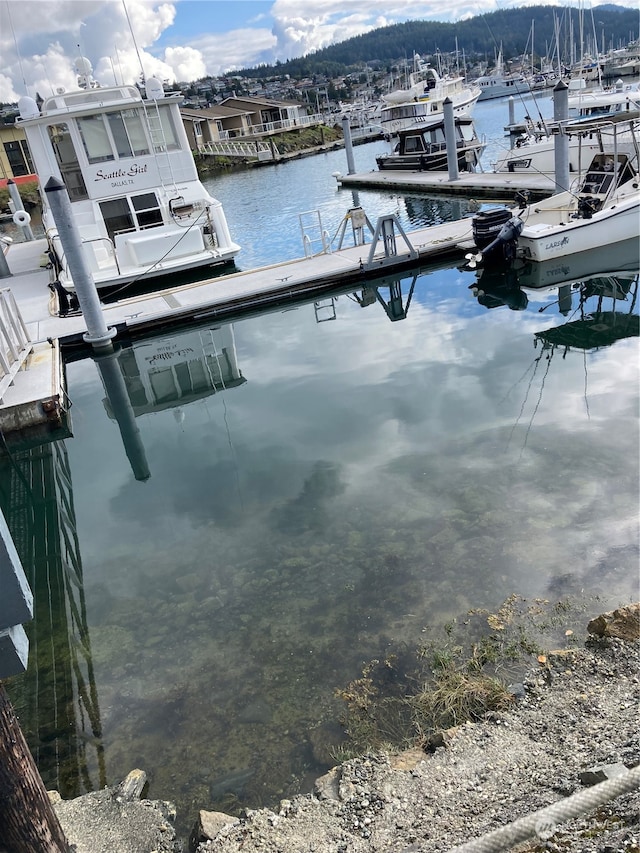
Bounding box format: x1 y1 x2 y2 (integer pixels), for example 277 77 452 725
335 168 557 200
0 198 540 439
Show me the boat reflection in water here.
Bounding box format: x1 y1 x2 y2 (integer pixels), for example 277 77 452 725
98 323 246 480
0 323 247 800
468 239 640 321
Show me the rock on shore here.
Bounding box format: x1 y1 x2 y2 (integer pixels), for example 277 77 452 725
51 606 639 853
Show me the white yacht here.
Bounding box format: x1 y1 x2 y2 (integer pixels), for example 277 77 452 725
16 57 240 293
475 50 531 101
380 54 481 136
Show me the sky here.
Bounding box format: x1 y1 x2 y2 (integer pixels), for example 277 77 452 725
0 0 637 103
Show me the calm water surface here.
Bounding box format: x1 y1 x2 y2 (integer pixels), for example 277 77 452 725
2 94 638 840
204 93 556 270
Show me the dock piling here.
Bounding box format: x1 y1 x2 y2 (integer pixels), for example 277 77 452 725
342 116 356 175
443 98 459 181
44 177 116 352
7 180 35 242
553 80 570 194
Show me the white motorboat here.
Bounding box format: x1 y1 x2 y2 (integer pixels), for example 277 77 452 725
469 153 640 265
380 54 481 136
474 50 531 101
494 81 640 174
15 57 240 294
494 113 640 176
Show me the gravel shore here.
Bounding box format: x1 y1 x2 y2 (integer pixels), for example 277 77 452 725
49 606 639 853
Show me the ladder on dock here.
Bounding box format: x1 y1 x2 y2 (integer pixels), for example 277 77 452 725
0 289 32 403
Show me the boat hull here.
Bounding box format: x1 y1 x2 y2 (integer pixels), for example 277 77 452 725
477 81 531 101
519 198 640 262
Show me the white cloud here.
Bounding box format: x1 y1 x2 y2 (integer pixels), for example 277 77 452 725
163 45 207 82
0 0 181 99
0 0 638 99
187 29 278 76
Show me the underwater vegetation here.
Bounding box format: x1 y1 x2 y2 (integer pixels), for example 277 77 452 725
333 594 594 760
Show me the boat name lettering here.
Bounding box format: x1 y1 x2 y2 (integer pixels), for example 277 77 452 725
94 163 149 182
544 236 570 250
147 347 195 363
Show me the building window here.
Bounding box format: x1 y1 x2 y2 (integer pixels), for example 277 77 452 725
3 140 34 177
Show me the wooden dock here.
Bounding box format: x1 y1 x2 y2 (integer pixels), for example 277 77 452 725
335 168 557 200
0 202 524 439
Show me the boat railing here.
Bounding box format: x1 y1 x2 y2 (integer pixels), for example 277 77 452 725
0 288 32 404
81 236 120 274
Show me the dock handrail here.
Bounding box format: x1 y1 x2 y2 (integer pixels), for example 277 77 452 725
199 140 278 160
0 288 32 403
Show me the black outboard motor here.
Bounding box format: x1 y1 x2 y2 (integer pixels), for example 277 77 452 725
49 280 80 316
472 208 513 251
480 216 524 264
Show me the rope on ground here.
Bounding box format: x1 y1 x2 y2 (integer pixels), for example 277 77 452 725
443 765 640 853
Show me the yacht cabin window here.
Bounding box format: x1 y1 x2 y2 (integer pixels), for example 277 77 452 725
78 109 151 163
131 193 163 228
78 115 114 162
107 112 150 157
153 108 180 152
99 192 164 241
404 136 424 153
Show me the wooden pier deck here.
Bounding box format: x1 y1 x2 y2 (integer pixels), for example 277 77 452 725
5 215 482 347
335 168 557 200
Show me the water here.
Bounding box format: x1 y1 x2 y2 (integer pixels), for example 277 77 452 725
1 95 638 841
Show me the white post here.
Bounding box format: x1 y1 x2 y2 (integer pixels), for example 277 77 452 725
7 180 35 242
342 116 356 175
443 98 459 181
553 80 570 194
44 177 117 351
0 237 12 279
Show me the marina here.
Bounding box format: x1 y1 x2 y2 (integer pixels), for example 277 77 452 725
0 37 638 844
2 237 637 836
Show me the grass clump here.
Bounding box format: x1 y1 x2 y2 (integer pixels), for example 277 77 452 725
334 595 587 758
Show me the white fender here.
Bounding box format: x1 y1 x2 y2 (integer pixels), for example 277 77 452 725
13 210 31 226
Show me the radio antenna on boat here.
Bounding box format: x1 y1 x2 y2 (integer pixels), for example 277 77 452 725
6 1 28 95
122 0 147 83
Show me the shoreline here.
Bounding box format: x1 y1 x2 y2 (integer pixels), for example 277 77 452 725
41 603 639 853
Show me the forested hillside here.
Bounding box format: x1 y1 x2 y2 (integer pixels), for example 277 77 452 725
234 5 638 78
